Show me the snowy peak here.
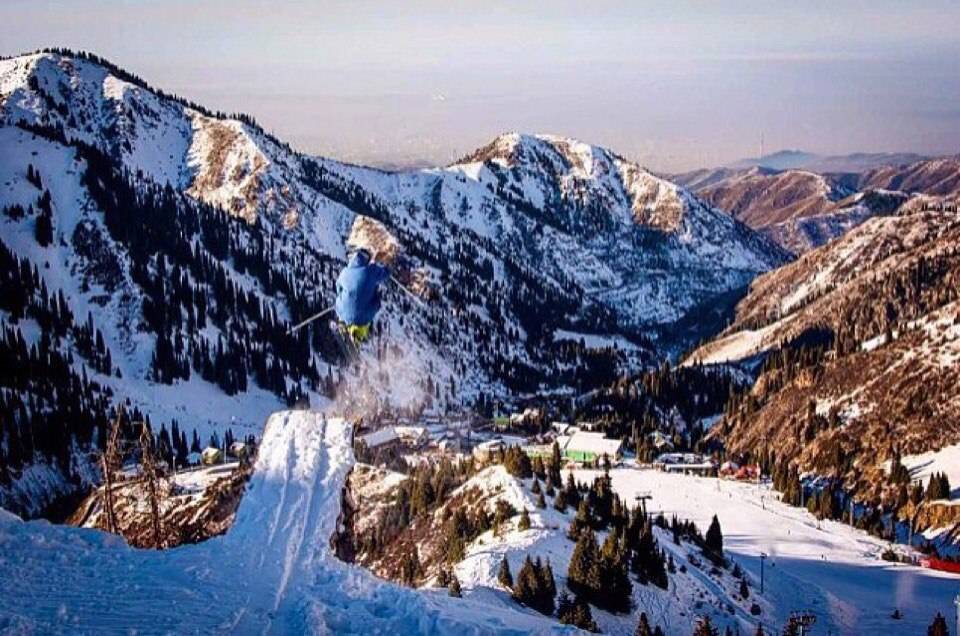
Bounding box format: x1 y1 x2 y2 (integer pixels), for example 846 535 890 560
0 50 304 225
456 132 725 234
459 132 611 183
1 52 194 188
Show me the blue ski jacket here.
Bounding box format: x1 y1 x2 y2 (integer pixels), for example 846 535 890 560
335 250 390 327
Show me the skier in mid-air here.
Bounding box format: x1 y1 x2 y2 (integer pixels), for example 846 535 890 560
334 247 390 345
286 215 425 345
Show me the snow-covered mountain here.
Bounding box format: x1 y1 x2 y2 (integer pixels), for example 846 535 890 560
674 153 959 254
726 149 928 173
675 167 854 228
685 200 960 518
852 155 960 197
759 189 911 254
0 49 787 514
2 51 788 324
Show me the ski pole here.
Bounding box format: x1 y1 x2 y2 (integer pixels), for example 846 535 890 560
287 305 336 334
390 275 428 309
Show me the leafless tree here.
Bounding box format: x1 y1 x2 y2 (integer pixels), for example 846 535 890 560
139 421 164 548
99 407 124 533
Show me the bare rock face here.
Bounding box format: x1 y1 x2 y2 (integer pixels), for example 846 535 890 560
68 463 252 549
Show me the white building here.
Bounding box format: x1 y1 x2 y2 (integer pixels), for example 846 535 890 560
563 431 622 463
359 427 400 450
654 452 716 475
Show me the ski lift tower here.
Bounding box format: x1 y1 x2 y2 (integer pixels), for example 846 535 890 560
635 491 653 517
788 611 816 636
760 552 767 594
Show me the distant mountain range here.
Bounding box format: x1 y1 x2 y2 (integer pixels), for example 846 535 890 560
672 151 960 253
726 149 930 173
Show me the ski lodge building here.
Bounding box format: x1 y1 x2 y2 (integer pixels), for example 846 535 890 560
359 427 401 452
560 431 622 463
653 452 716 476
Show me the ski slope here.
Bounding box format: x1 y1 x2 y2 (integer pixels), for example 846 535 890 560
572 466 960 635
0 411 576 635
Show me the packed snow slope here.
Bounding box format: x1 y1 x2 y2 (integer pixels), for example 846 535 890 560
572 467 960 636
0 411 578 635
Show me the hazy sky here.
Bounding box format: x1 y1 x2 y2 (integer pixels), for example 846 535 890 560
3 1 959 171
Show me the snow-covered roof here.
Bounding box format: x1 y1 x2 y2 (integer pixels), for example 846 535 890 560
360 427 399 448
498 435 528 447
565 431 622 456
394 426 427 440
655 452 716 468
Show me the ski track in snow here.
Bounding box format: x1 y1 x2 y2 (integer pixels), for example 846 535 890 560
0 411 577 635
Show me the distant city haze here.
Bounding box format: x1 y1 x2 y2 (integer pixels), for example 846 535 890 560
4 1 960 172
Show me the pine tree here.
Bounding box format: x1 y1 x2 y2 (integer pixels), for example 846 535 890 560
536 491 546 509
549 441 563 484
568 500 591 539
739 578 750 599
34 206 53 247
400 549 421 587
540 559 557 608
553 488 568 513
497 555 513 589
635 612 654 636
705 514 724 560
601 531 632 612
531 557 556 615
567 528 601 600
927 612 949 636
518 509 531 531
493 500 517 537
436 567 451 588
693 616 719 636
557 592 598 632
925 473 952 501
448 574 462 598
511 555 555 616
512 556 540 608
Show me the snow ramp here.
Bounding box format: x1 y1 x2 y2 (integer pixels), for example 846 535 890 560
0 411 576 635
